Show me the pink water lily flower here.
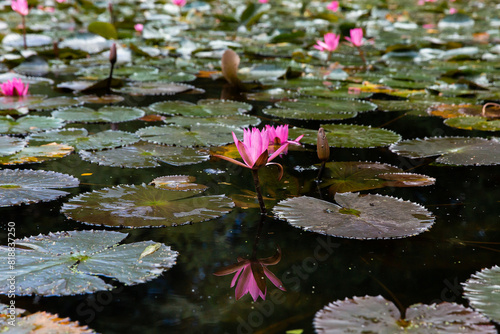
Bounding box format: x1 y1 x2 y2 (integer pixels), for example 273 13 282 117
56 0 66 3
214 248 285 302
345 28 364 47
134 23 144 32
11 0 29 16
172 0 186 6
326 1 338 12
0 78 29 97
314 32 341 52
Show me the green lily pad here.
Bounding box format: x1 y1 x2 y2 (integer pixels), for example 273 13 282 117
438 13 475 29
318 162 434 193
0 136 27 156
79 142 210 168
463 265 500 324
164 115 261 128
275 97 376 115
114 82 195 96
61 185 234 228
0 116 65 135
0 169 79 207
79 65 158 81
0 231 178 295
29 97 82 111
389 137 500 166
314 295 495 333
137 125 242 147
289 124 401 148
52 106 145 123
299 87 373 99
88 21 118 40
0 143 74 165
150 175 208 192
273 193 434 239
28 129 140 151
59 33 109 54
149 99 252 117
76 95 124 104
444 117 500 131
129 71 197 83
2 33 53 48
262 107 357 121
427 104 484 119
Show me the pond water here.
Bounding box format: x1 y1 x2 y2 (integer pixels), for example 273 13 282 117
1 0 500 333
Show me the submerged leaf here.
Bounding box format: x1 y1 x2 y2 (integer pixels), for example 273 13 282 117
274 193 434 239
0 231 178 295
61 184 234 228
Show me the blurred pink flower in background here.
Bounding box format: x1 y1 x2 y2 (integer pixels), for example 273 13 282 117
134 23 144 32
449 7 457 14
11 0 29 16
314 32 341 52
345 28 364 47
259 0 269 3
56 0 66 3
0 78 29 97
172 0 186 6
326 1 339 12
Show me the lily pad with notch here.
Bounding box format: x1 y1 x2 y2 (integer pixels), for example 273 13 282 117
314 295 495 333
389 137 500 166
0 143 74 165
0 115 65 135
61 184 234 228
52 106 145 123
0 169 79 207
79 142 210 168
0 230 178 295
273 193 434 239
463 265 500 324
149 99 252 117
289 124 401 148
137 125 243 147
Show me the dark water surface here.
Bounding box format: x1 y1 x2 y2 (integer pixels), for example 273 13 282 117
1 76 499 333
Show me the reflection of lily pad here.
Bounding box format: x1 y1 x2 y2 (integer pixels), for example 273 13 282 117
0 231 178 295
289 124 401 148
444 117 500 132
137 125 242 147
150 175 208 192
463 266 500 324
114 82 195 96
61 185 234 228
274 193 434 239
389 137 500 166
79 142 210 168
52 106 145 123
28 129 140 151
314 295 495 333
149 99 252 117
0 143 74 165
0 169 79 207
0 115 65 135
0 136 27 156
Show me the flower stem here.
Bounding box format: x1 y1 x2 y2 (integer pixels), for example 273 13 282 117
107 62 115 93
357 46 367 71
251 169 266 215
22 15 27 50
317 161 326 180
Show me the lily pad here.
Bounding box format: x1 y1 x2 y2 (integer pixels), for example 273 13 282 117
299 87 373 99
150 175 208 192
79 142 210 168
0 116 65 135
0 136 27 156
59 33 109 54
52 106 145 123
0 95 46 113
273 193 434 239
314 295 495 333
114 82 195 96
262 107 357 121
2 33 53 48
389 137 500 166
77 95 125 104
0 143 74 165
444 117 500 131
463 265 500 324
137 125 242 147
164 115 261 128
0 231 178 295
29 97 82 111
289 124 401 148
0 169 79 207
427 104 484 119
28 129 140 151
149 99 252 117
61 185 234 228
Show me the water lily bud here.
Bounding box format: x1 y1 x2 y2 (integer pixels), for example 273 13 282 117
221 49 242 88
109 43 117 65
317 127 330 162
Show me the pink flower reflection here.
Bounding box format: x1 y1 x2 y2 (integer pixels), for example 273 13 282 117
214 248 285 301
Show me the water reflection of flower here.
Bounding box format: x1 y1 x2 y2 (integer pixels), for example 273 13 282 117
214 247 285 302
